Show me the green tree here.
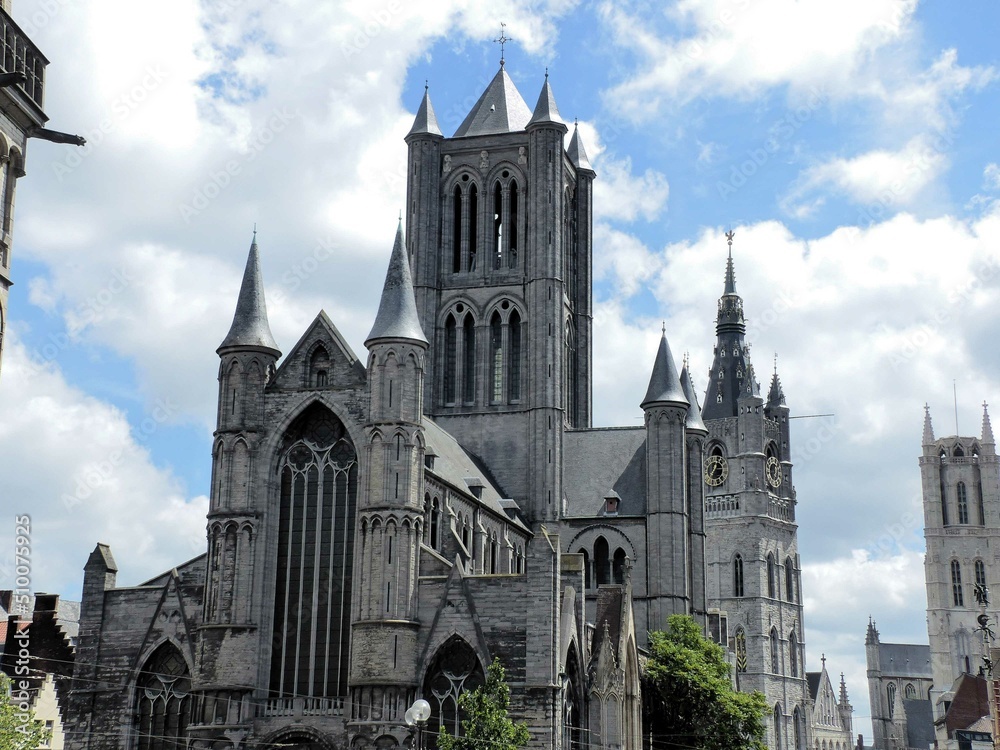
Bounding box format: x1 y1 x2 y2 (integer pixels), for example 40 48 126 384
0 673 51 750
436 657 531 750
644 615 768 750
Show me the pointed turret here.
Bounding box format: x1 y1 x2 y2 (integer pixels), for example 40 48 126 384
982 401 995 446
865 616 879 646
453 67 533 137
768 359 786 407
406 84 443 138
642 330 689 409
567 121 593 172
923 404 935 445
839 673 850 705
680 362 708 434
527 72 562 127
365 222 428 347
218 233 280 356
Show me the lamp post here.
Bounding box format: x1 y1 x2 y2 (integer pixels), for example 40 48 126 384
405 698 431 750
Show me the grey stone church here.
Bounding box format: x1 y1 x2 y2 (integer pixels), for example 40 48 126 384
64 63 849 750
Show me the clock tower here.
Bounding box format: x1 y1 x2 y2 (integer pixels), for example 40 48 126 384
701 235 811 750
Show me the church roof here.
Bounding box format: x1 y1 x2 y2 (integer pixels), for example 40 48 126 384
641 331 688 409
877 642 932 678
453 67 533 137
218 234 281 355
407 86 443 138
806 671 822 701
680 364 708 433
527 74 563 127
365 221 428 347
567 122 593 172
563 427 647 517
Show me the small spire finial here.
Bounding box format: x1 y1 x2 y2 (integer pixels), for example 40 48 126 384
774 352 778 375
545 66 548 79
661 320 666 335
252 223 257 242
398 209 402 222
821 653 827 668
424 79 428 91
494 23 509 68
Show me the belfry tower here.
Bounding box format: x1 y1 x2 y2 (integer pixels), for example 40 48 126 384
404 65 594 525
701 234 810 750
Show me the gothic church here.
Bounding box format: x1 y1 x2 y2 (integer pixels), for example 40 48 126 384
64 63 846 750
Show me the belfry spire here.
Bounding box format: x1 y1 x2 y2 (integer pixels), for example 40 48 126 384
218 232 280 356
982 401 995 445
366 221 428 347
724 229 737 295
923 404 935 445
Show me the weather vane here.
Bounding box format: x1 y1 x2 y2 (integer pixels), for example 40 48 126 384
725 229 735 247
494 23 509 68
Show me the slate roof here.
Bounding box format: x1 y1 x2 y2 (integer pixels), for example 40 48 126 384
563 427 646 517
365 222 428 346
681 364 708 433
806 671 822 700
567 123 593 172
453 67 533 137
594 586 624 657
527 74 563 127
642 332 688 408
219 235 281 355
902 699 935 749
878 642 932 678
407 86 442 137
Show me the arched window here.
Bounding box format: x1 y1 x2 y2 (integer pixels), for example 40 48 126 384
792 706 804 750
785 556 795 601
463 314 475 403
788 630 798 677
613 548 627 584
310 346 330 388
773 704 782 750
492 180 504 269
429 496 441 551
594 536 610 585
135 643 191 750
444 315 457 404
733 554 745 597
978 482 986 525
424 636 485 747
452 185 462 273
958 482 969 524
508 310 521 402
976 559 987 591
904 683 916 700
770 628 780 673
887 682 897 719
508 181 519 268
269 404 357 698
952 560 964 607
468 184 478 271
580 548 590 589
490 312 503 403
734 628 747 673
955 445 965 457
767 553 777 598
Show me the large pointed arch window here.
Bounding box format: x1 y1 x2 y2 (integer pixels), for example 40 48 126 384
733 554 745 597
135 643 191 750
785 556 795 601
773 705 782 750
452 185 462 273
951 559 964 607
594 536 610 585
887 682 897 718
463 313 476 403
490 312 503 403
770 628 780 673
449 179 479 273
444 315 457 404
788 630 798 677
767 553 777 598
565 319 578 426
508 310 521 402
269 404 357 699
958 482 969 524
423 637 485 748
492 180 504 269
734 628 747 673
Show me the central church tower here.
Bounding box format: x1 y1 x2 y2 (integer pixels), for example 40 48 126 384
701 237 811 750
404 65 594 524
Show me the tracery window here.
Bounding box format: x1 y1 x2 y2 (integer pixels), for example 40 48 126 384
904 683 916 700
958 482 969 524
424 637 485 747
269 404 357 699
770 628 780 673
734 628 748 673
767 553 777 598
490 312 503 403
952 560 965 607
135 643 191 750
785 556 795 601
733 554 745 597
887 682 896 718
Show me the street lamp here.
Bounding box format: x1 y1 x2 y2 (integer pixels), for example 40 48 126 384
405 698 432 750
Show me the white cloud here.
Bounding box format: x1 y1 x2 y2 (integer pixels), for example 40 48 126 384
594 157 670 223
985 163 1000 191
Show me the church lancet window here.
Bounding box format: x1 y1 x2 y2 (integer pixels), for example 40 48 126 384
773 704 782 750
958 482 969 524
770 628 780 673
793 707 804 750
508 181 519 268
565 319 578 427
428 495 441 551
508 310 521 401
788 630 798 676
463 313 476 403
452 185 462 273
978 481 986 525
976 559 986 589
468 184 478 271
490 312 503 403
767 553 777 598
951 559 964 607
423 637 485 748
594 536 610 585
733 554 745 597
886 682 896 718
734 628 748 673
904 683 916 700
310 346 330 388
135 643 191 750
785 556 795 601
269 404 357 699
444 315 457 404
613 548 627 584
493 180 503 269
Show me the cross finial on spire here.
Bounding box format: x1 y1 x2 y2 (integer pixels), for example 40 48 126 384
494 23 509 68
661 320 666 335
252 222 257 242
821 653 827 668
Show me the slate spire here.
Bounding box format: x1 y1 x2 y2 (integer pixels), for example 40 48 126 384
768 356 786 407
365 221 428 347
527 71 563 127
567 120 593 172
407 84 443 138
923 404 935 445
218 232 280 356
641 328 688 409
680 358 708 433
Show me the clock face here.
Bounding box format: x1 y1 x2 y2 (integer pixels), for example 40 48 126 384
704 455 729 487
765 456 783 488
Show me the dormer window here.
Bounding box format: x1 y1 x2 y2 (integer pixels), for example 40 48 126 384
605 495 620 515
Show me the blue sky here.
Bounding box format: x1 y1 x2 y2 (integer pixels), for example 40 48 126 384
1 0 999 741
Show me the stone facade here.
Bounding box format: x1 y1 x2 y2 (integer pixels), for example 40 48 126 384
805 660 854 750
864 620 934 750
